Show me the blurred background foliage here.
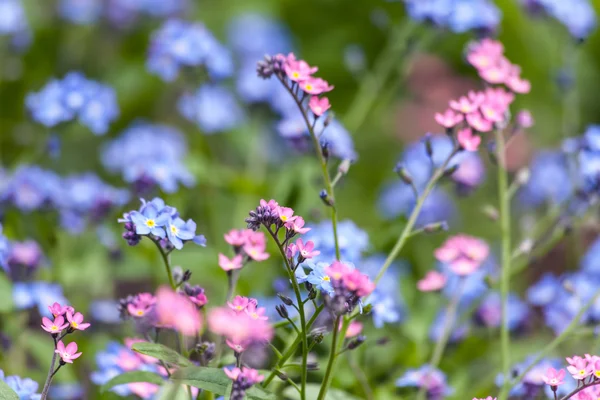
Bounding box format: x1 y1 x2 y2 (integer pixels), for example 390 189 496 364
2 0 600 399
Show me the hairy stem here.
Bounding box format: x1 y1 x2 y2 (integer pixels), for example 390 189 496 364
40 337 58 400
317 316 348 400
151 238 176 290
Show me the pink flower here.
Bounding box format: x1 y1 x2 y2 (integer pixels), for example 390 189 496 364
224 367 242 381
505 76 531 94
516 110 534 128
224 367 264 385
244 245 270 261
467 39 504 70
48 302 74 318
127 293 156 317
188 291 208 308
116 348 143 371
341 269 375 297
276 206 296 223
434 109 464 128
343 321 363 338
155 286 202 336
479 102 506 124
218 253 243 272
260 199 279 211
224 229 246 246
66 312 91 331
285 216 311 234
286 243 298 259
128 382 160 399
326 260 350 281
228 296 250 312
296 239 320 260
484 87 515 107
208 306 273 344
417 271 447 292
457 128 481 152
466 112 493 132
449 96 479 114
55 340 82 364
542 368 566 386
41 316 69 334
478 59 511 84
434 235 489 276
309 96 331 116
299 78 334 95
284 58 318 82
245 302 269 321
226 339 248 353
566 356 592 380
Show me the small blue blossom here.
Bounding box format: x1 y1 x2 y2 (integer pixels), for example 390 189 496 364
0 0 31 48
0 369 41 400
227 13 292 58
526 273 562 306
89 299 122 324
13 282 68 317
360 255 406 327
0 224 10 272
303 220 369 264
147 19 232 82
429 307 470 343
129 204 169 238
48 383 84 400
521 0 596 39
305 262 334 294
476 292 530 331
58 0 103 24
396 365 453 399
518 151 575 208
101 122 194 193
166 217 196 250
404 0 501 33
0 166 61 212
178 84 244 134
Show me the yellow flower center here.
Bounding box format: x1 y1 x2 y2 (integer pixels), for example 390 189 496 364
72 322 78 328
292 72 300 78
251 313 258 319
146 219 156 228
595 371 600 377
137 310 144 316
580 369 586 375
236 306 243 310
323 276 330 282
51 325 57 331
170 225 178 234
280 215 288 222
304 84 313 91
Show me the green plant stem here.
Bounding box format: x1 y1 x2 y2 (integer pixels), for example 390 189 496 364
495 129 512 400
508 289 600 391
151 239 176 290
415 280 465 400
263 304 325 387
373 148 458 286
317 317 349 400
347 351 374 400
40 337 58 400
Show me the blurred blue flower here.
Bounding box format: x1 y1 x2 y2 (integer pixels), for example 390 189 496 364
0 369 41 400
13 282 68 317
496 356 574 398
404 0 501 33
360 255 406 327
101 122 194 193
0 0 31 48
518 151 574 208
0 224 10 272
0 165 61 212
396 365 453 399
527 273 562 306
59 0 103 24
227 13 292 58
89 299 121 324
7 239 45 272
343 44 366 75
147 19 232 81
26 72 119 135
476 291 530 330
178 84 244 134
48 383 84 400
521 0 596 39
303 220 369 265
429 307 470 343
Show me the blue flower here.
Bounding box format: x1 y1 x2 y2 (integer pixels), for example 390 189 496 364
166 217 196 250
305 262 334 294
518 150 574 208
1 165 61 212
526 273 562 306
130 204 169 238
0 224 10 272
404 0 501 33
521 0 596 39
429 307 470 343
48 383 84 400
0 369 41 400
227 13 292 58
302 220 369 264
178 84 244 134
0 0 31 48
26 80 74 127
496 356 573 398
13 282 68 317
396 365 453 399
89 300 121 324
78 81 120 135
58 0 102 25
476 292 530 330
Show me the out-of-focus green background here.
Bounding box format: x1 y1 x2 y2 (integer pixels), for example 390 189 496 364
2 0 600 398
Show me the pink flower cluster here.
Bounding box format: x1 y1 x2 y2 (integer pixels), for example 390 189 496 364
224 366 265 385
540 355 600 399
155 286 202 336
219 229 270 272
286 238 320 261
327 261 375 297
208 297 273 353
126 293 156 318
276 52 333 116
42 302 90 334
417 235 489 292
434 39 531 151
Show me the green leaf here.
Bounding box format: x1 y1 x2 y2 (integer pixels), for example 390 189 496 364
0 273 14 313
101 371 165 392
171 366 276 400
155 383 191 400
0 379 19 400
282 384 361 400
131 342 193 367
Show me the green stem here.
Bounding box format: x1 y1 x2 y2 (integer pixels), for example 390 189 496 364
508 289 600 391
40 337 58 400
495 129 512 400
317 316 348 400
347 351 374 400
151 238 176 290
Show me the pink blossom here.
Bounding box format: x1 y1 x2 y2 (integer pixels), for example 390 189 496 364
566 356 592 380
449 96 479 114
244 246 270 261
116 348 143 371
299 77 334 95
284 57 318 82
309 96 331 116
479 102 506 124
226 339 248 353
128 382 160 399
341 269 375 297
286 243 298 259
41 316 69 334
127 293 156 317
457 128 481 152
188 291 208 308
208 307 273 344
434 235 489 276
55 341 82 364
343 321 363 338
516 110 534 128
434 109 464 128
228 296 250 312
285 216 311 234
477 58 511 84
542 367 566 386
155 286 202 336
506 76 531 94
466 112 493 132
296 239 320 260
484 87 515 107
218 253 243 272
245 302 269 321
326 260 350 280
417 271 447 292
66 312 91 331
276 206 296 223
224 229 247 246
48 302 74 318
467 39 504 70
224 367 264 385
260 199 279 211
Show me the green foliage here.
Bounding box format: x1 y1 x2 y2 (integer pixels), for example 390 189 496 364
0 380 18 400
282 384 361 400
100 371 165 392
131 342 193 367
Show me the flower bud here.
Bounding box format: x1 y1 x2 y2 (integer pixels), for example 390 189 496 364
424 134 434 159
320 190 334 207
443 164 459 178
347 335 366 350
338 159 351 175
277 294 294 306
276 304 289 319
362 304 373 314
308 289 317 300
394 164 413 185
423 221 448 234
276 371 289 381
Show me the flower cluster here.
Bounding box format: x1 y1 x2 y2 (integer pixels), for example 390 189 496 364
538 354 600 398
403 0 501 33
13 282 69 317
118 197 206 250
178 84 244 134
147 19 232 82
101 122 194 193
0 369 41 400
219 229 269 272
26 71 119 134
224 367 265 400
322 261 374 315
41 302 89 364
395 365 453 400
496 356 571 398
520 0 596 40
0 0 31 48
208 297 273 353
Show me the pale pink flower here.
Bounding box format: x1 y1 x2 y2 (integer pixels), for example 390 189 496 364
244 245 270 261
225 339 248 353
466 112 493 132
417 271 447 292
466 38 504 70
484 87 515 107
309 96 331 116
224 367 264 385
343 321 363 338
245 302 269 321
434 109 464 128
41 316 69 334
127 293 156 317
516 110 534 128
341 269 375 297
542 368 566 386
285 216 311 234
66 311 91 331
457 128 481 152
286 243 298 259
259 199 279 211
326 260 350 281
479 102 506 123
434 235 489 276
296 239 320 260
284 58 318 82
128 382 160 399
116 348 143 371
218 253 243 272
477 58 511 84
208 307 273 344
505 76 531 94
155 286 201 336
276 206 296 223
48 302 74 318
228 296 250 312
449 96 479 114
567 357 592 380
224 229 246 246
55 341 82 364
299 77 334 95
